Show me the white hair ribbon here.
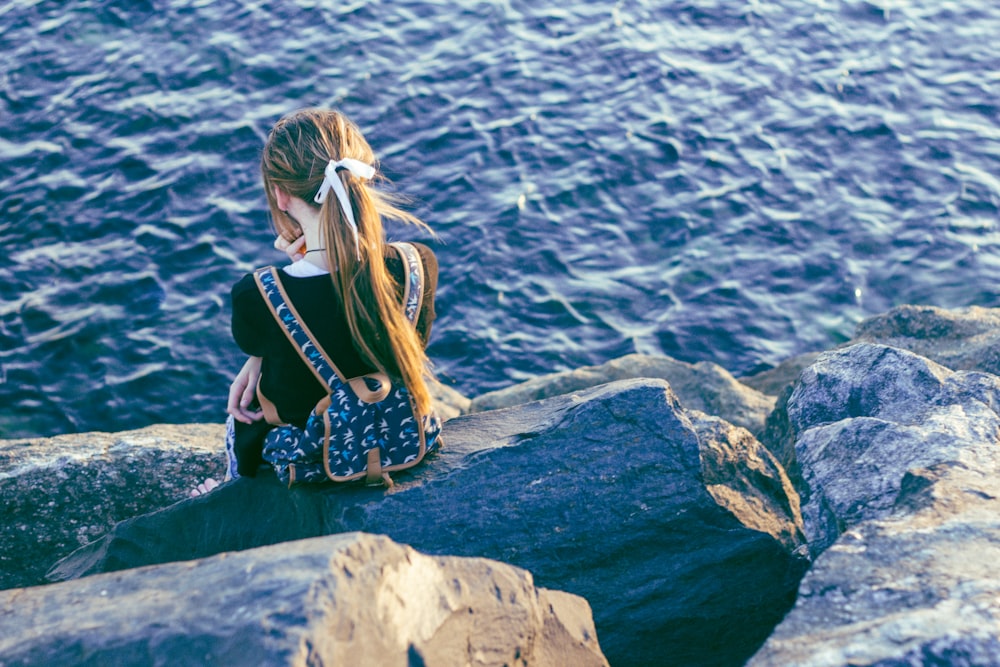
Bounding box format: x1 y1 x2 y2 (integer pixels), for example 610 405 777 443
313 157 376 259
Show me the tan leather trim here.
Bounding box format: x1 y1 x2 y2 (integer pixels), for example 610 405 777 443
322 410 333 478
349 373 392 403
257 375 285 426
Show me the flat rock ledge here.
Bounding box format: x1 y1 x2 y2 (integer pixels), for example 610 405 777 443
0 532 608 667
36 379 807 667
0 389 468 593
470 352 776 435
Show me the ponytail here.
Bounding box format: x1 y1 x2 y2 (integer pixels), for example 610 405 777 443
321 170 434 416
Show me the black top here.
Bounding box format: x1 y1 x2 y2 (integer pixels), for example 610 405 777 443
230 242 438 429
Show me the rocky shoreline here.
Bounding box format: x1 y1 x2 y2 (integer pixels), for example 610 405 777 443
2 304 999 666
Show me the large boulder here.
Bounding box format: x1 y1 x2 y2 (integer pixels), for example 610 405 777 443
0 423 226 591
469 353 776 435
691 411 804 551
429 376 473 419
47 379 808 667
0 388 468 592
749 341 1000 665
1 532 608 666
779 343 1000 554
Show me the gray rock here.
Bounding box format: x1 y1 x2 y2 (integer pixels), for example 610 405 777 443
748 462 1000 667
750 336 1000 665
740 352 822 398
0 388 467 592
47 379 808 667
0 532 608 667
469 352 776 435
0 423 226 591
783 343 1000 554
745 305 1000 402
853 304 1000 375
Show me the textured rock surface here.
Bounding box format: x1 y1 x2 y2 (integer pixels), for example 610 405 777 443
852 304 1000 375
0 423 226 590
750 339 1000 666
429 376 472 419
744 304 1000 400
690 411 804 551
0 389 466 592
749 462 1000 667
784 343 1000 554
1 532 608 667
47 379 808 667
469 352 775 434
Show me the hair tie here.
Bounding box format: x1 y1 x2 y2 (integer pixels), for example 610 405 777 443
313 157 376 259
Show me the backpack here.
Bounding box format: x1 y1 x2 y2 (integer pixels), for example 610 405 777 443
253 242 442 487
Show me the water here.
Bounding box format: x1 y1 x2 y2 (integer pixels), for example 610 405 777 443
1 0 998 439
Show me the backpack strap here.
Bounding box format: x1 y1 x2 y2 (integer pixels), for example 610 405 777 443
253 247 425 404
254 267 392 404
389 242 424 325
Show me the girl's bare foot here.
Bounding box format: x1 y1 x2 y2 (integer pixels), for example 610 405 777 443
189 477 220 497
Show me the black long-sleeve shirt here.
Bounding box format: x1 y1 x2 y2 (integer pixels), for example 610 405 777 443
230 242 438 429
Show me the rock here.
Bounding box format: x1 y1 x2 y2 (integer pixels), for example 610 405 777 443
748 462 1000 667
0 388 468 592
46 379 808 667
781 343 1000 554
853 304 1000 374
429 377 472 420
749 336 1000 664
469 353 776 435
690 411 805 551
0 423 226 591
739 352 822 397
0 532 608 666
744 305 1000 401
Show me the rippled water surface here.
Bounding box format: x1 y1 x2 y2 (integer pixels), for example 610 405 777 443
1 0 998 438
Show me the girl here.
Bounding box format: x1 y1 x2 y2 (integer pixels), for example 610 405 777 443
194 108 439 494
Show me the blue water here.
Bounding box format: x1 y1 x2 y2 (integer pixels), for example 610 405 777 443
1 0 998 439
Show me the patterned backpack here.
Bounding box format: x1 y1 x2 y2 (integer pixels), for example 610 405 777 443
253 242 442 487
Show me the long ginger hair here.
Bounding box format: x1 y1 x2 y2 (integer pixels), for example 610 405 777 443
261 108 434 415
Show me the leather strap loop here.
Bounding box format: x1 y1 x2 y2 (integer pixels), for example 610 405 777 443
348 373 392 403
365 448 383 486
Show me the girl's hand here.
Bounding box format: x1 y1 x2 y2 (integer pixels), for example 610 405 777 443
274 235 306 261
227 356 264 424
